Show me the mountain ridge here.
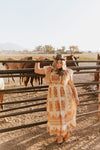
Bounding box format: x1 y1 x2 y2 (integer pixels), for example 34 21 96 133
0 42 25 51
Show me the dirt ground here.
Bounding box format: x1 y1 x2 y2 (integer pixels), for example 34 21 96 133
0 60 100 150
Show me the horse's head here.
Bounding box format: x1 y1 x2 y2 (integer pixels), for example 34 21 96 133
65 55 79 71
27 57 32 60
72 55 79 66
2 62 9 69
2 62 5 66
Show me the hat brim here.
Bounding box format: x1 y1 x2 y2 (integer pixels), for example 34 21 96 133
54 58 65 61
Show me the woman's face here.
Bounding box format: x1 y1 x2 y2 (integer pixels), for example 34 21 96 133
56 60 63 69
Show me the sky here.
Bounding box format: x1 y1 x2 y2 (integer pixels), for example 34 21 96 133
0 0 100 52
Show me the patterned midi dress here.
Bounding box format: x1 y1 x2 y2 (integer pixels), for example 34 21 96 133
44 66 78 137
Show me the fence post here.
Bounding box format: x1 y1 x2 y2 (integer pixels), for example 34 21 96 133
98 54 100 120
98 71 100 120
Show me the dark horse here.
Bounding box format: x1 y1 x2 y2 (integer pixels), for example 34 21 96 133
22 58 52 86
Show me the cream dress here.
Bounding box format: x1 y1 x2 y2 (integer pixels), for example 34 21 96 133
44 66 78 136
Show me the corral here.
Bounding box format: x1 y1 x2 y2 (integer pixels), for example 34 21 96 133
0 53 100 150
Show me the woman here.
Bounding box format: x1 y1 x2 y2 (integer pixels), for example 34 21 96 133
35 54 79 144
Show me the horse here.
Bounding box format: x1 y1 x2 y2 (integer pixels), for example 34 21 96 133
2 56 32 84
22 58 52 86
64 54 79 68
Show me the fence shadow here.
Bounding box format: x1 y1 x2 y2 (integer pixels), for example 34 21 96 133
0 126 50 150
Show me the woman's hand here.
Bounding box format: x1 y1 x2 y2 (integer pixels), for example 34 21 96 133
38 56 45 61
35 57 45 75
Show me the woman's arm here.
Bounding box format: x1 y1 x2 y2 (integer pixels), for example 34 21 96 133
68 79 79 105
34 62 45 75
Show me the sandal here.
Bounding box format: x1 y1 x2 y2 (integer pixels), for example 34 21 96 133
64 131 70 142
56 136 63 144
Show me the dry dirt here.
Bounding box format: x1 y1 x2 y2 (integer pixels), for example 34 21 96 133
0 61 100 150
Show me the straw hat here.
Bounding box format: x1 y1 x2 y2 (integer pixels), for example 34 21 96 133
54 54 65 61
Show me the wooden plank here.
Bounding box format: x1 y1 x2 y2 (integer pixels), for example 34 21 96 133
98 68 100 120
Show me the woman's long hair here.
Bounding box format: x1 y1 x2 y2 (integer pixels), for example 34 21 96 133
52 59 67 76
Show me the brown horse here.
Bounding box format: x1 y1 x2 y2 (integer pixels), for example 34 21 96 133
64 54 79 67
2 56 32 84
94 54 100 89
22 58 52 86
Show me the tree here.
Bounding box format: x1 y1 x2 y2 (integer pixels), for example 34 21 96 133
61 46 66 53
33 45 45 53
44 45 55 54
69 46 79 54
88 50 92 53
23 49 29 54
56 48 62 54
56 46 66 54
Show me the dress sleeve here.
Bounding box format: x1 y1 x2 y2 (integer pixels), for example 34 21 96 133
64 69 73 85
43 66 51 74
43 66 52 84
68 69 74 82
68 69 79 104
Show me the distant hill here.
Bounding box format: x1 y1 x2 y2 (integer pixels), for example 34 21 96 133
0 42 24 51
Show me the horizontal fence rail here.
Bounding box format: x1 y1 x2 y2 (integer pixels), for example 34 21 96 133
78 91 100 97
74 71 100 74
0 95 97 107
0 121 47 133
69 65 100 70
77 109 100 118
0 89 48 94
0 81 99 94
75 81 100 87
0 88 48 94
0 60 100 63
0 71 100 78
1 102 100 119
0 68 34 74
0 100 99 113
0 107 46 118
0 113 83 134
78 102 99 106
0 65 100 74
0 96 47 106
1 101 99 113
0 102 46 113
0 86 48 93
0 73 44 78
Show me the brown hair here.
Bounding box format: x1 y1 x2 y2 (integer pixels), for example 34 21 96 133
52 58 67 76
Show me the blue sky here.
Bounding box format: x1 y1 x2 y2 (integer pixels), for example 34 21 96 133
0 0 100 52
